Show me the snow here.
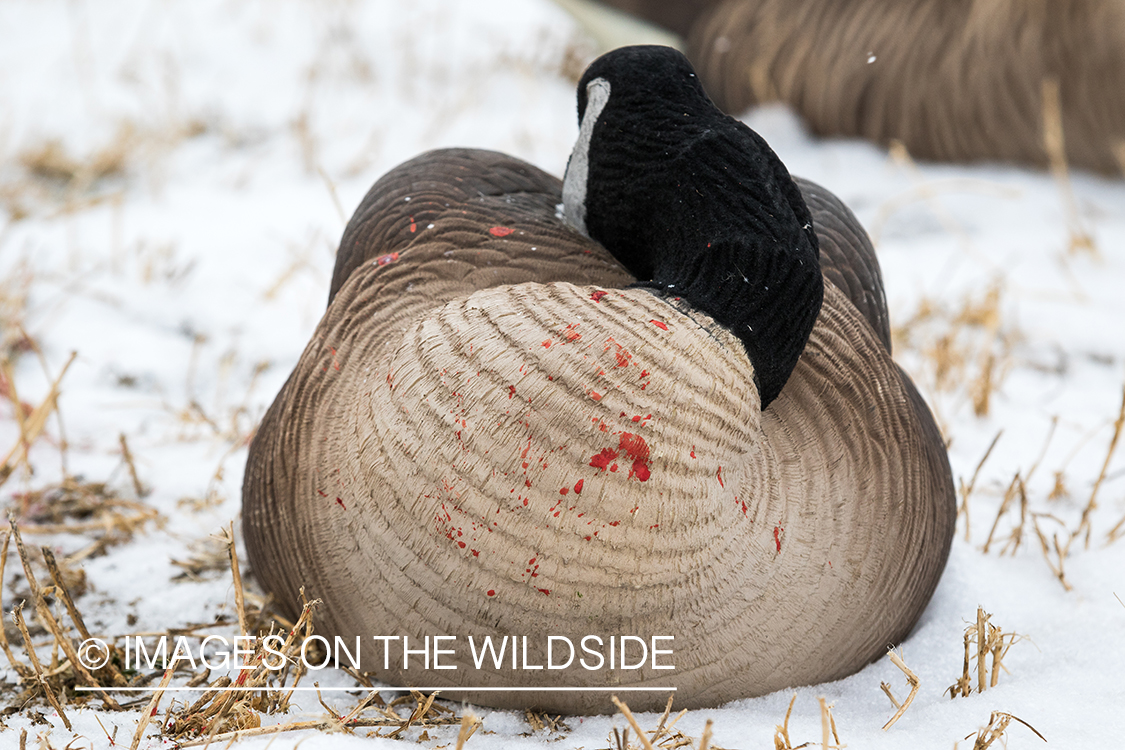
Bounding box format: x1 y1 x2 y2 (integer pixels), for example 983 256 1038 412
1 1 1123 747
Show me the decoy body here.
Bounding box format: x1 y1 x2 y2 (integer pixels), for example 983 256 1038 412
243 46 954 713
595 0 1125 174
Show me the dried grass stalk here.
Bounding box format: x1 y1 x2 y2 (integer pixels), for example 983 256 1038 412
1081 379 1125 545
881 648 919 730
0 351 77 488
1042 78 1096 256
958 430 1002 541
130 667 174 750
967 711 1046 749
12 603 72 731
948 607 1024 697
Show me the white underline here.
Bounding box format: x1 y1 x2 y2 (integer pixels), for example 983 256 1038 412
76 686 676 693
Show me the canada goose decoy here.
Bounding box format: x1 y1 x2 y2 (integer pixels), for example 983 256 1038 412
242 46 955 714
588 0 1125 175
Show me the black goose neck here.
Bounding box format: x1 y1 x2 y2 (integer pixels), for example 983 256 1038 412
574 46 824 408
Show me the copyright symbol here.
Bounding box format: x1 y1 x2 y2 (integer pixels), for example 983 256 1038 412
78 638 110 670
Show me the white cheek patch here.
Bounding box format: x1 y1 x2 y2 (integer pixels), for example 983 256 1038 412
562 77 610 237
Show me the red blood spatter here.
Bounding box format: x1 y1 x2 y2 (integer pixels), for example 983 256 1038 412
489 226 514 237
574 479 584 494
376 252 399 266
458 541 466 548
774 526 784 552
487 589 496 596
537 588 551 596
508 385 516 399
591 290 608 302
559 487 569 496
631 415 641 423
610 464 619 472
651 320 668 331
618 432 651 482
335 497 346 509
690 446 696 459
589 447 619 470
717 466 724 488
472 549 480 557
317 490 327 497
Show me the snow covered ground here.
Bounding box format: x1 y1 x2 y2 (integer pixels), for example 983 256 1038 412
1 1 1123 747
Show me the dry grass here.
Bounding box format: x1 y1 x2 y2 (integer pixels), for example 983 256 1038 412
893 281 1018 431
769 693 842 750
965 711 1046 749
1041 78 1096 257
607 694 729 750
4 117 208 222
1078 379 1125 546
880 648 920 730
0 351 77 489
957 429 1003 541
947 607 1024 699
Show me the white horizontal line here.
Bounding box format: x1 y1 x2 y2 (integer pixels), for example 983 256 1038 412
77 686 676 693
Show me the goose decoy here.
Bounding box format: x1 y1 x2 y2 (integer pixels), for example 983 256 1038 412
242 46 954 714
589 0 1125 175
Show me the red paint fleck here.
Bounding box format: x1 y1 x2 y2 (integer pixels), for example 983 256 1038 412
489 226 514 237
618 432 651 482
508 385 516 399
564 324 581 342
631 415 641 423
574 479 584 494
590 290 608 302
487 589 496 596
584 535 592 541
335 497 346 509
690 446 696 459
589 447 619 470
541 340 552 348
651 320 668 331
409 216 416 233
537 588 551 596
774 526 784 552
717 466 724 488
376 252 399 266
560 487 569 496
650 524 659 529
590 391 603 401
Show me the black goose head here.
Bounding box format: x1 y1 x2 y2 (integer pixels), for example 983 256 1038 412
562 45 823 409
